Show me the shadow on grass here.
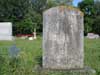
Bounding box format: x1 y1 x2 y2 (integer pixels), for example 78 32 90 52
35 55 42 67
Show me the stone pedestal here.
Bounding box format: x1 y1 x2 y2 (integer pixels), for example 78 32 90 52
43 6 84 69
33 32 37 39
33 65 96 75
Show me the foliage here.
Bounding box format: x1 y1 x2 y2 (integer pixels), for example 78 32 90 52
92 0 100 35
0 0 42 35
13 17 33 35
0 0 30 22
51 0 73 5
46 0 73 8
32 0 47 14
92 16 100 35
0 0 74 35
78 0 100 35
0 0 33 35
0 0 99 35
78 0 94 35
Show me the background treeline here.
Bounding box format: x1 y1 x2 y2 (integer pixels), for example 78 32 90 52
78 0 100 35
0 0 100 35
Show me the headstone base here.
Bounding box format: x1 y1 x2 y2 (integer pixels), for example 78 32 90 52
0 36 13 40
33 65 96 75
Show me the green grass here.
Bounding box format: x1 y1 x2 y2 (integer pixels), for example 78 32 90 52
0 36 42 75
0 36 100 75
84 38 100 75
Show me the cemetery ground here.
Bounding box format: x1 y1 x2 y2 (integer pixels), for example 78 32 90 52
0 36 100 75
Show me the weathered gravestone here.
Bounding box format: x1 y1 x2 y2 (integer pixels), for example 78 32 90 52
43 6 84 69
0 22 12 40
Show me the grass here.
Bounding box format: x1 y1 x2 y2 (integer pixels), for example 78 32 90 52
0 36 42 75
0 36 100 75
84 38 100 75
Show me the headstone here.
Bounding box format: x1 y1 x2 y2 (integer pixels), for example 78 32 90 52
95 34 99 39
43 6 84 69
9 44 20 58
87 33 99 39
29 37 34 40
0 22 12 40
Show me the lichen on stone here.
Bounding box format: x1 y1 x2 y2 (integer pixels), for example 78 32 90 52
58 5 84 16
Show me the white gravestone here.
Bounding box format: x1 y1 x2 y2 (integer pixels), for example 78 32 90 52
87 33 99 39
0 22 12 40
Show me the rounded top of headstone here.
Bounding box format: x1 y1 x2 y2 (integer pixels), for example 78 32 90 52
43 6 84 16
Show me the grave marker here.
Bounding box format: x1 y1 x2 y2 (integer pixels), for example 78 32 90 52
43 6 84 69
0 22 12 40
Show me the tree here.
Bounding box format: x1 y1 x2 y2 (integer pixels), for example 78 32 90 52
32 0 47 14
0 0 74 35
53 0 73 5
78 0 100 35
92 0 100 35
0 0 34 35
0 0 30 22
78 0 95 35
47 0 73 7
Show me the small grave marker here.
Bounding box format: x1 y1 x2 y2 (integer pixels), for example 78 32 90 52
9 44 20 58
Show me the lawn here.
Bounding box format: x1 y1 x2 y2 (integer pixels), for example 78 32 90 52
0 36 100 75
84 38 100 75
